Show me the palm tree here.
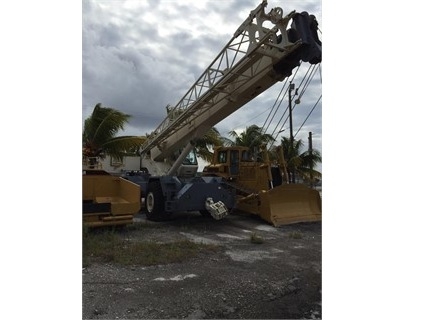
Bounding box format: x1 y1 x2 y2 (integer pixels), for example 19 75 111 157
279 136 322 183
82 103 147 164
194 127 232 163
228 124 275 154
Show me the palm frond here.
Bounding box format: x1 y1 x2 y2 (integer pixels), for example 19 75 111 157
83 103 145 160
101 136 147 160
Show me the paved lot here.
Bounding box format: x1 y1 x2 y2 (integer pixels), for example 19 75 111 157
82 211 322 319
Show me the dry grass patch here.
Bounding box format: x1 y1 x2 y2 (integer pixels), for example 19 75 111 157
289 231 303 239
83 227 219 267
250 232 264 244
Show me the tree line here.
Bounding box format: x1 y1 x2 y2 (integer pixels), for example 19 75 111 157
83 103 321 183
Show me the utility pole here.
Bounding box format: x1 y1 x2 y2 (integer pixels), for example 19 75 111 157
308 131 313 188
289 83 296 183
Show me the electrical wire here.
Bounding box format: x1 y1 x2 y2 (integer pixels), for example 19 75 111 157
227 60 321 149
294 64 319 109
294 95 322 138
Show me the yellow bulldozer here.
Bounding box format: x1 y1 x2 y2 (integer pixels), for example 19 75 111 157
202 145 321 226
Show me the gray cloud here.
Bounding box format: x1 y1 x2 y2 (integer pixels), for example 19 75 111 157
82 0 322 160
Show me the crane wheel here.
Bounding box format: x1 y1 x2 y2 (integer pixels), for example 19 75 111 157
145 181 168 221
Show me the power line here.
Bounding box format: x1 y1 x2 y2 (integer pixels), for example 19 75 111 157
294 95 322 138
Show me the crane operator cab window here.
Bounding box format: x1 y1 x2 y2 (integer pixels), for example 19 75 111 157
182 149 198 165
178 149 199 178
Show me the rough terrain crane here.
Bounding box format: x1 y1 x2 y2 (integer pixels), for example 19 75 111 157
83 0 322 227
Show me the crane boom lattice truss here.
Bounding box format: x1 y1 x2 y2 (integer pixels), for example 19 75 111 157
141 0 321 161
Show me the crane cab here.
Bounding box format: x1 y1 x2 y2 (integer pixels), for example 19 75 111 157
176 149 199 178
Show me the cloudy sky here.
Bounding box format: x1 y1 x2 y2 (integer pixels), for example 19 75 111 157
82 0 323 169
3 2 434 318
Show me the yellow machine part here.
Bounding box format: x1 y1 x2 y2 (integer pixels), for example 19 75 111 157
83 171 141 227
236 183 321 227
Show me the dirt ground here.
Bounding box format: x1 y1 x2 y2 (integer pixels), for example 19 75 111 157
82 211 322 319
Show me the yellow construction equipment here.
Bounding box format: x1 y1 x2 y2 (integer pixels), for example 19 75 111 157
82 168 141 227
202 146 321 226
86 1 322 227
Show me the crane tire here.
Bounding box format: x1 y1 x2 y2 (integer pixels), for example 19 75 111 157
145 181 167 221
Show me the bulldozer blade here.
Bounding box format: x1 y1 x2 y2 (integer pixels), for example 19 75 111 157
260 184 321 226
237 184 321 227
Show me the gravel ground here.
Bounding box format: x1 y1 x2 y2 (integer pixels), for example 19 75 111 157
82 211 322 319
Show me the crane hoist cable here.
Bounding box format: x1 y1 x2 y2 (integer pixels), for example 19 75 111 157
268 66 321 148
262 64 304 136
263 83 292 143
227 60 319 151
227 68 294 137
262 64 300 133
293 64 312 104
293 64 320 109
251 20 322 151
294 94 322 138
262 78 288 134
297 66 315 102
268 92 321 150
267 63 317 138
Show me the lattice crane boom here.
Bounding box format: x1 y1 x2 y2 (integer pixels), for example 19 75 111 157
141 0 321 162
